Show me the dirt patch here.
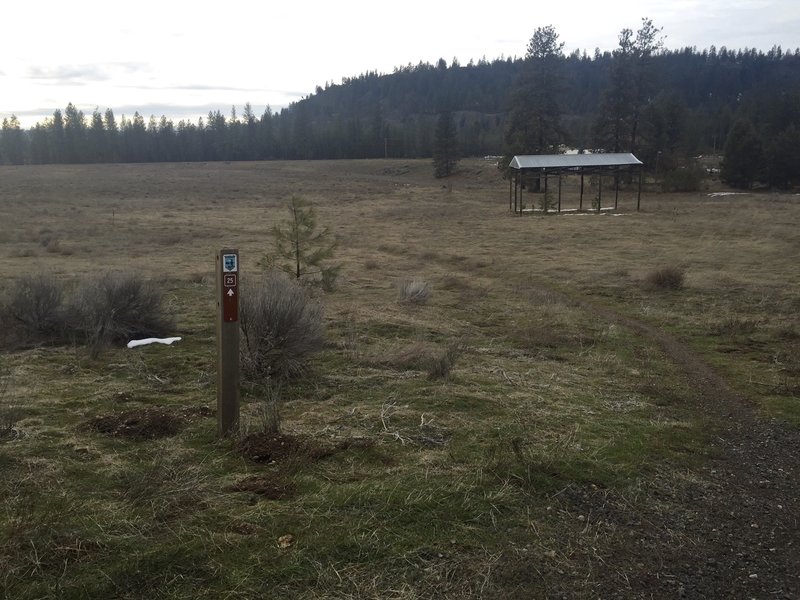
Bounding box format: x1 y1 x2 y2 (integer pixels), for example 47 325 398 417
179 404 215 419
85 407 184 440
235 432 375 464
227 475 298 500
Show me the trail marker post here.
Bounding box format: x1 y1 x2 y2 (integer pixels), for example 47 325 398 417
216 248 240 436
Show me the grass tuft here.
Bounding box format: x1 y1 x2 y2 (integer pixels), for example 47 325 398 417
397 277 432 304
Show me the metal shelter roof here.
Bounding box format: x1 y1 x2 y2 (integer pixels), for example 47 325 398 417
509 153 642 170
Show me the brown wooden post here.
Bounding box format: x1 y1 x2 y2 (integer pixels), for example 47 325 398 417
614 171 620 210
543 173 548 214
637 168 643 211
580 174 584 210
557 174 562 213
216 249 240 436
509 175 513 211
597 174 602 213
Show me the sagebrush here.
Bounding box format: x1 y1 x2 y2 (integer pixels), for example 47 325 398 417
397 278 432 305
239 271 325 380
72 273 176 356
0 272 174 355
0 274 68 347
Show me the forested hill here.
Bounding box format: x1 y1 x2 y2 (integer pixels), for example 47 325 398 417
2 44 800 184
295 48 800 161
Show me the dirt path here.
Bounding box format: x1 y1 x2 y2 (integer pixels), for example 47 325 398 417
542 289 800 598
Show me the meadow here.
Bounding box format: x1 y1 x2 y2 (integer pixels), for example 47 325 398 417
0 159 798 598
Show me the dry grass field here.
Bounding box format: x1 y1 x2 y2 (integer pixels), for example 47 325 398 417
0 159 798 598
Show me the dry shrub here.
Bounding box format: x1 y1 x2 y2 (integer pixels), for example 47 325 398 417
380 340 464 379
426 342 465 380
397 278 432 305
643 266 685 291
0 357 21 440
71 273 175 357
1 272 173 355
240 271 325 380
247 381 283 435
381 341 437 370
0 274 68 347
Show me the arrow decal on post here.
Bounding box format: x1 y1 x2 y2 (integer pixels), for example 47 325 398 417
227 288 235 297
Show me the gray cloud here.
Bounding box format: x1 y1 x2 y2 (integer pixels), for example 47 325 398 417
112 82 307 96
25 62 148 84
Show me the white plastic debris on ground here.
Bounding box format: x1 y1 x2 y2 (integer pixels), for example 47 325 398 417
127 337 182 349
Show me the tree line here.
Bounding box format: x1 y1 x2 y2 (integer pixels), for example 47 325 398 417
2 24 799 188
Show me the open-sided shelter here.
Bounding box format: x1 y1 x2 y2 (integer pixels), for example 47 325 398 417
508 153 644 214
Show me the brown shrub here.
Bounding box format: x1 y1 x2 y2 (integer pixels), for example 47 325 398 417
643 266 685 291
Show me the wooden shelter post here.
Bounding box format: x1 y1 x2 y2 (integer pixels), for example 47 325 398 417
543 173 548 214
509 176 513 211
614 171 620 209
637 169 643 211
597 174 602 213
557 175 562 213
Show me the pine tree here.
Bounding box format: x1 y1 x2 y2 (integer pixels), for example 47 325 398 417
721 118 764 188
0 115 26 165
432 110 459 178
504 26 566 158
592 18 664 153
270 197 338 287
765 124 800 189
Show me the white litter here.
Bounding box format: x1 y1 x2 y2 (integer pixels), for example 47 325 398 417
127 337 182 349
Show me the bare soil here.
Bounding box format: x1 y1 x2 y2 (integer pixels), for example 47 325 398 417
235 432 376 463
227 475 298 501
84 407 185 440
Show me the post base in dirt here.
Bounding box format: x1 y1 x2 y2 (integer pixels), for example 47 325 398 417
216 248 240 437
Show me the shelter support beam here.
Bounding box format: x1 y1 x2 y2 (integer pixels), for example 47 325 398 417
598 175 602 213
637 169 643 211
558 175 562 213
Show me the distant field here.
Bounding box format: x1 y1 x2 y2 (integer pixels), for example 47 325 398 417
1 160 798 598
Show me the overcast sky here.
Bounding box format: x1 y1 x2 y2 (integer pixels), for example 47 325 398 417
2 0 798 127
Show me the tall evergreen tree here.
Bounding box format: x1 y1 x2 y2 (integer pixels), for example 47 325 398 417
88 109 106 162
592 28 636 151
63 103 87 163
432 110 459 178
505 25 566 159
721 118 764 188
104 108 119 162
765 124 800 189
48 109 65 163
593 18 664 153
0 115 27 165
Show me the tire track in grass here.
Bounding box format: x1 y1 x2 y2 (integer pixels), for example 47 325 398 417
539 283 800 599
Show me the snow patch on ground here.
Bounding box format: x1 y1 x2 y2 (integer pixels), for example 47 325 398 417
707 192 750 197
127 337 182 349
